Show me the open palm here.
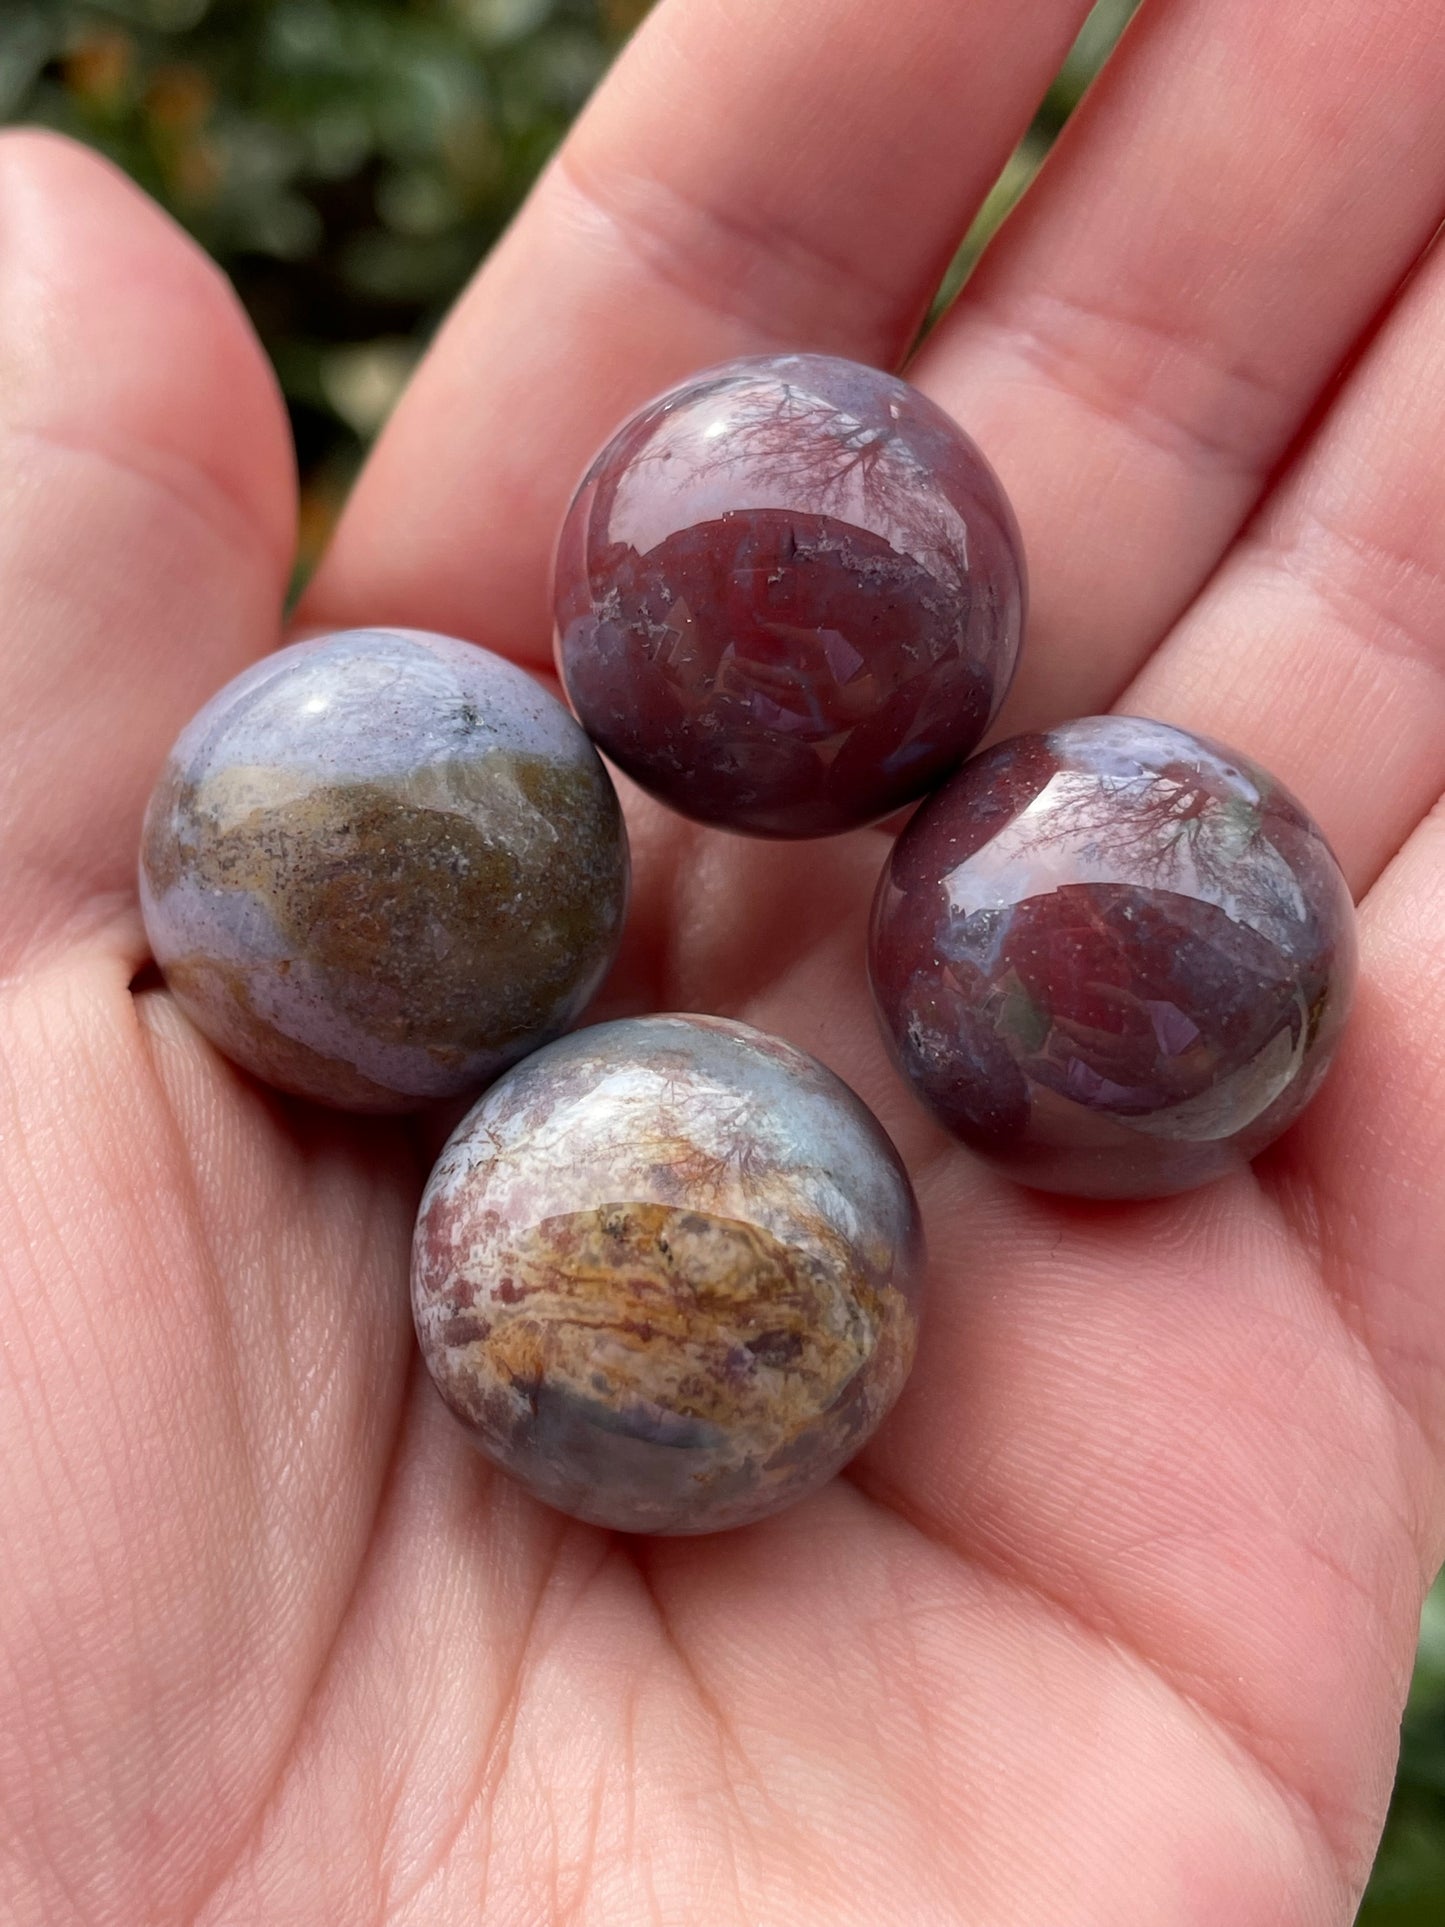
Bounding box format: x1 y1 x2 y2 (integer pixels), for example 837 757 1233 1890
5 0 1445 1919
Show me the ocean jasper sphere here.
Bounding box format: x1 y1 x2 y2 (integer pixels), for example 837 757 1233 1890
554 353 1025 837
412 1015 924 1533
869 717 1356 1198
140 627 628 1111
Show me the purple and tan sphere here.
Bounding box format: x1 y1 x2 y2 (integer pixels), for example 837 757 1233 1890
140 627 628 1111
553 353 1025 837
869 717 1356 1199
412 1015 925 1534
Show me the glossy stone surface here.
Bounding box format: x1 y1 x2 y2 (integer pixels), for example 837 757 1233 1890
413 1015 924 1533
141 627 628 1112
869 717 1356 1198
554 353 1025 837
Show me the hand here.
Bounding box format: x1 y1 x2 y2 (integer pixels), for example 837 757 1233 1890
3 0 1443 1916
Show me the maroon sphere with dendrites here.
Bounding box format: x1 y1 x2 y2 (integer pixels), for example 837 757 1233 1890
869 717 1356 1198
553 353 1025 837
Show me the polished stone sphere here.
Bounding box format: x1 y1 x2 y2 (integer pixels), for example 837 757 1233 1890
412 1015 925 1533
869 717 1356 1198
140 627 628 1112
554 353 1025 837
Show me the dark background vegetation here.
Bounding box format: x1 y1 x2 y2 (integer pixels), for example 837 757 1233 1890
1 2 1441 1915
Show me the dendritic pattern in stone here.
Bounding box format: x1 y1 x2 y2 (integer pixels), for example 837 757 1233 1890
869 716 1356 1198
140 627 629 1111
554 353 1025 837
412 1015 925 1532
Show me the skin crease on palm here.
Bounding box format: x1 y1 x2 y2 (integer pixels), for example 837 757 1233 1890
4 0 1445 1916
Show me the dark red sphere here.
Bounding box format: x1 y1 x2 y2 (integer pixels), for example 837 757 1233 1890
553 354 1025 838
868 717 1356 1198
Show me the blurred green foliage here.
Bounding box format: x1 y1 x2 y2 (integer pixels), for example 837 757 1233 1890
2 2 1443 1918
0 0 649 558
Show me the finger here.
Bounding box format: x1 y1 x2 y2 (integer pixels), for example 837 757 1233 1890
1277 798 1445 1472
1122 228 1445 891
911 0 1445 731
0 132 293 960
304 0 1095 654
